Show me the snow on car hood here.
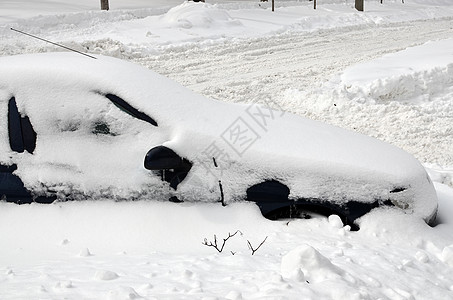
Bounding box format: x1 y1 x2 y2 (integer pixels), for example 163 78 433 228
0 52 437 220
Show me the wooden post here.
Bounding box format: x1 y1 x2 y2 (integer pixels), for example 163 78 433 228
101 0 109 10
314 0 316 10
272 0 274 12
355 0 363 11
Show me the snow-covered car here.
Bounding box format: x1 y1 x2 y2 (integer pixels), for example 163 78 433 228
0 52 437 228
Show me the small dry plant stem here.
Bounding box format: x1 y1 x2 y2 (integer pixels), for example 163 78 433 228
202 230 241 253
247 236 268 255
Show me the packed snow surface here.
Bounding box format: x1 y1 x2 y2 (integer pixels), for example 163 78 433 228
0 0 453 299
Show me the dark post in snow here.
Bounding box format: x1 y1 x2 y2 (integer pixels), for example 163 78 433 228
314 0 317 10
101 0 109 11
355 0 364 11
272 0 274 12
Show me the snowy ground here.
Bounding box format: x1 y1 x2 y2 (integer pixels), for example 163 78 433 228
1 0 453 299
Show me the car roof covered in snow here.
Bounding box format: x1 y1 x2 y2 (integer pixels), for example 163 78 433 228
0 52 437 218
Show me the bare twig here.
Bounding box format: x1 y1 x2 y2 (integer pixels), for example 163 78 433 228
247 236 268 255
202 231 241 253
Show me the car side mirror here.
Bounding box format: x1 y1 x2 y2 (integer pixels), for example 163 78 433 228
144 146 190 171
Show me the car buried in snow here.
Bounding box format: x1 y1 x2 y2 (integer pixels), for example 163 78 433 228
0 52 437 229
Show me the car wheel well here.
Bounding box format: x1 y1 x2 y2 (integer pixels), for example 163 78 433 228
263 203 359 231
246 180 362 231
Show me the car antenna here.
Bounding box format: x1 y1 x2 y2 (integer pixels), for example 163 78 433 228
10 28 97 60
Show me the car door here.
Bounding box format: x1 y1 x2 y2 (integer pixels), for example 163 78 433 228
0 97 31 203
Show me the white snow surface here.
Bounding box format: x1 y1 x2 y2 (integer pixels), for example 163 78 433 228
1 0 453 299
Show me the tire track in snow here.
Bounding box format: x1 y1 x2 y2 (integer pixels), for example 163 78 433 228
134 18 452 98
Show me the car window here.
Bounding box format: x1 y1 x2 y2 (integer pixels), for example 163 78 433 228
21 115 37 153
8 97 37 154
8 97 24 153
105 94 158 127
92 120 115 136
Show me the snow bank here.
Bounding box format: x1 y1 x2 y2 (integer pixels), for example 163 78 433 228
340 38 453 104
275 37 452 183
324 39 453 186
3 0 453 55
0 0 184 24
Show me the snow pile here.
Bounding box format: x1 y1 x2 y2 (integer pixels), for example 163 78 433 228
159 2 242 29
281 244 344 283
339 38 453 104
94 270 120 281
442 245 453 267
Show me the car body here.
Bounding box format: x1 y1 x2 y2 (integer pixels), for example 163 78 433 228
0 52 437 228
